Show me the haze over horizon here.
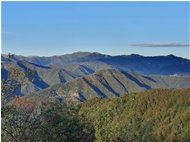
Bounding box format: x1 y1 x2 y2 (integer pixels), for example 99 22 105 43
2 2 190 58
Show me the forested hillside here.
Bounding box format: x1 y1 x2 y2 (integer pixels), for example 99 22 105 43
79 88 190 142
2 88 190 142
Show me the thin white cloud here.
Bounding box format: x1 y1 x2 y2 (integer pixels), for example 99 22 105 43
2 31 21 36
131 42 189 47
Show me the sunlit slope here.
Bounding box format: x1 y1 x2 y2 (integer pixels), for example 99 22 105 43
37 69 190 101
79 88 190 142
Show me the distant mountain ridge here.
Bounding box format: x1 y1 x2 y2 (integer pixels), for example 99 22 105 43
31 68 190 102
2 52 190 75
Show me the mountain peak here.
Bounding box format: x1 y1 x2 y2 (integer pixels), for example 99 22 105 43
72 51 91 55
71 51 103 56
167 54 176 57
130 54 142 57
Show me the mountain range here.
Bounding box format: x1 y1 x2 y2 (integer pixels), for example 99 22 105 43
2 52 190 75
1 52 190 101
33 68 190 102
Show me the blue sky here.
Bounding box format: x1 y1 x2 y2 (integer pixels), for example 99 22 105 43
2 2 190 58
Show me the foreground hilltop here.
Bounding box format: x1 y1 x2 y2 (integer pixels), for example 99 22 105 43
3 88 190 141
79 88 190 141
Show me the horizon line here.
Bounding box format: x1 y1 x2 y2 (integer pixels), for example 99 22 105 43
1 51 190 60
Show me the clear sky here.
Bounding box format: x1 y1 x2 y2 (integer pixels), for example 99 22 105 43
2 2 190 58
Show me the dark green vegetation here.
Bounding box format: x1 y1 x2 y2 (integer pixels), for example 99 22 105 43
2 99 94 142
2 88 190 142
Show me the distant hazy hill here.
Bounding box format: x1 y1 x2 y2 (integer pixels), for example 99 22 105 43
34 68 190 101
2 52 190 75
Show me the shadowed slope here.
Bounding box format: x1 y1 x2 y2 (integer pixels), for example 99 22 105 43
35 69 190 101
